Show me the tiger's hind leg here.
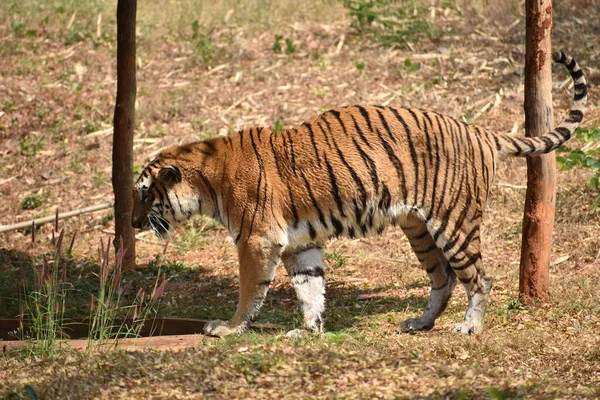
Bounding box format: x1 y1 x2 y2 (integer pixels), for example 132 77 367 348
281 246 326 338
442 224 493 335
400 218 457 332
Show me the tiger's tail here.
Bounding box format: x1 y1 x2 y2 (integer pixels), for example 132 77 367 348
496 51 587 157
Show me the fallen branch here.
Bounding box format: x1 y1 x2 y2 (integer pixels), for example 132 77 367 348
0 202 113 234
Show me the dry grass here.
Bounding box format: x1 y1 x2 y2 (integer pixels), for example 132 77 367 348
1 0 600 398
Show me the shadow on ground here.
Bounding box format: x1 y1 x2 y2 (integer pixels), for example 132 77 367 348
0 246 427 333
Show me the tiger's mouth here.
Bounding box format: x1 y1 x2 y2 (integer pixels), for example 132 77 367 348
148 213 172 239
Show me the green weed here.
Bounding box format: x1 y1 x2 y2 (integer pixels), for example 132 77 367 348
557 127 600 211
273 119 285 133
325 250 347 268
233 349 284 380
398 58 420 73
20 194 44 210
101 212 114 226
273 35 295 54
70 154 85 173
355 61 365 71
87 238 166 347
15 229 75 357
19 135 45 156
189 21 222 66
341 0 436 49
485 386 522 399
2 99 16 112
174 215 222 253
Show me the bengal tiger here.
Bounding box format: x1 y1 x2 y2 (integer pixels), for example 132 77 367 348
132 51 587 337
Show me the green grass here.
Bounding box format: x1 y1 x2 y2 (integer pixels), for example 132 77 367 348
19 194 44 210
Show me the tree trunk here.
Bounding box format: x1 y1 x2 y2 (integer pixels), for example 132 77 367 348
519 0 554 302
112 0 137 271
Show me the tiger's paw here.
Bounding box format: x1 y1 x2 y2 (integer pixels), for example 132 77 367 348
450 321 483 335
400 317 434 333
203 319 246 337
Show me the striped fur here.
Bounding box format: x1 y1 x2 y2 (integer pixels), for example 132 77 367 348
132 51 587 337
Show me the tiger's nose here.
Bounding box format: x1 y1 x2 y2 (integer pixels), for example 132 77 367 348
132 217 142 229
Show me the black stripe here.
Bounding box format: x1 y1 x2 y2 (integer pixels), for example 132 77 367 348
269 131 285 179
325 155 346 218
235 207 247 243
173 192 184 219
414 230 429 240
330 109 348 135
352 137 379 193
307 222 317 240
433 126 468 243
331 214 344 237
574 82 587 93
425 263 440 274
350 114 373 149
427 114 448 221
451 253 481 271
540 136 556 153
348 226 356 238
317 121 332 148
414 243 437 255
375 128 407 201
473 127 490 190
287 129 297 173
300 170 328 230
356 105 373 133
571 69 583 79
493 135 501 151
198 170 219 218
304 122 322 166
378 183 391 211
555 126 571 139
330 133 368 207
292 267 324 278
353 200 367 236
568 109 583 121
403 107 422 130
574 90 587 101
447 225 480 261
248 128 265 236
443 190 473 254
423 115 440 220
376 109 396 144
506 136 523 153
566 58 576 70
289 186 300 228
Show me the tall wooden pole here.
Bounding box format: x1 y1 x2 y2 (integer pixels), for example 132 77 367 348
519 0 554 302
112 0 137 270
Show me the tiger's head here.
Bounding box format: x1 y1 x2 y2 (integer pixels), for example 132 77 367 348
132 147 212 238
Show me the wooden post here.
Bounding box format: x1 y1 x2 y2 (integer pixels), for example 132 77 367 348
112 0 137 270
519 0 554 302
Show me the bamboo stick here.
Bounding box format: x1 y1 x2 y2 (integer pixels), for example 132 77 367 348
0 202 113 233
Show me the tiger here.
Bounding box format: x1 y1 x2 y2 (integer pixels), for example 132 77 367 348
132 51 587 337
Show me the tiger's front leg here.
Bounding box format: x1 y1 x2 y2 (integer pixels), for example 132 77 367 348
204 236 282 337
282 246 326 338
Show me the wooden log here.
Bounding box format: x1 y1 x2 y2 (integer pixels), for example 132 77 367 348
0 202 113 234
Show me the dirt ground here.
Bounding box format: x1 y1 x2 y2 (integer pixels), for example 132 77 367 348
1 0 599 398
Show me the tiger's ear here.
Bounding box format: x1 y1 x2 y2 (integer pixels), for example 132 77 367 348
158 165 182 184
